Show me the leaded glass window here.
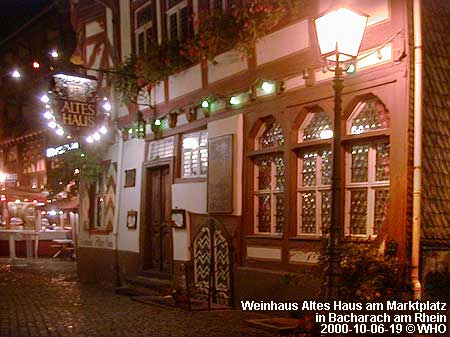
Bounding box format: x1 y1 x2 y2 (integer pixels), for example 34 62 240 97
148 136 175 161
254 156 285 234
257 121 285 149
345 141 390 236
297 148 332 235
301 111 332 141
296 110 333 235
182 131 208 177
349 98 390 135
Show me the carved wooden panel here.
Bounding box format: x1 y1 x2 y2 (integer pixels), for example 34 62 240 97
207 134 233 214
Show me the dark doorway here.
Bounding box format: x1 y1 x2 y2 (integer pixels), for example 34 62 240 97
142 165 173 278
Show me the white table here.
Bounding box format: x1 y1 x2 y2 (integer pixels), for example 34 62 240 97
0 230 40 259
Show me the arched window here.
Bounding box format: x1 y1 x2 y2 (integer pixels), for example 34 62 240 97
297 110 332 235
253 118 285 234
348 97 390 135
345 97 390 236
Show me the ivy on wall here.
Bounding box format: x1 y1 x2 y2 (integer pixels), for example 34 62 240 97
111 0 295 102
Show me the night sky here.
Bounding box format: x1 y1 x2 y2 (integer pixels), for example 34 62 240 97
0 0 51 43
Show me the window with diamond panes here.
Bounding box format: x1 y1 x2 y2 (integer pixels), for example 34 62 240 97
182 131 208 177
135 2 153 55
297 111 332 235
297 149 332 234
256 121 285 150
345 141 390 236
349 98 390 135
254 156 285 234
300 111 333 141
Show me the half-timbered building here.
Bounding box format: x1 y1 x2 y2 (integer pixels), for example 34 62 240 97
72 0 450 303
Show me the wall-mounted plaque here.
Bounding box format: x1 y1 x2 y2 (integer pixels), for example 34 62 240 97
171 209 186 229
127 210 137 229
207 134 233 213
124 169 136 188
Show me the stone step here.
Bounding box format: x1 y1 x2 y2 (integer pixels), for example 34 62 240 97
117 275 174 297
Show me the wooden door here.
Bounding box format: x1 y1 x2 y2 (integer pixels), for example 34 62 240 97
143 165 172 276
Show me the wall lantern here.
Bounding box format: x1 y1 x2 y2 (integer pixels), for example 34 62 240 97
314 7 368 63
137 111 147 138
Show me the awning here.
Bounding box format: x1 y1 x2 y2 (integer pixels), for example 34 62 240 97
2 188 47 203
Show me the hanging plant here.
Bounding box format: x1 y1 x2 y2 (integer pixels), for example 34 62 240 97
111 39 192 103
186 107 197 123
168 110 179 128
46 144 110 199
182 9 241 64
111 0 295 100
233 0 295 57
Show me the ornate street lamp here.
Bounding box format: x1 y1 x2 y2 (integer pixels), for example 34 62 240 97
314 6 368 300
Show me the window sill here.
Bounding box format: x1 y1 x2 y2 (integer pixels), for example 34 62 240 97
246 234 283 240
175 177 207 184
289 235 323 241
345 235 376 242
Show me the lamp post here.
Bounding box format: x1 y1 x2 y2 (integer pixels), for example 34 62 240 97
314 7 368 300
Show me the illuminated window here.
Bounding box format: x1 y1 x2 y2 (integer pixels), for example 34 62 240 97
255 121 285 150
345 97 390 237
254 156 285 234
166 0 191 41
349 97 390 135
148 136 175 161
135 1 154 55
297 110 332 235
253 118 285 234
182 131 208 177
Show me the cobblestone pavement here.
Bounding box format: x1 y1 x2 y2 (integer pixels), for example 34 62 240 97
0 259 272 337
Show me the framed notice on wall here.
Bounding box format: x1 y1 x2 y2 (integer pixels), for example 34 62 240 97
207 134 233 213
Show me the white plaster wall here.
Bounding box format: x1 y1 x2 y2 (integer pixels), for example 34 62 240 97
172 182 207 261
207 114 243 216
256 19 309 66
168 64 202 100
247 246 282 261
117 138 146 252
119 0 132 60
151 82 165 105
85 20 103 38
207 49 247 84
106 8 114 52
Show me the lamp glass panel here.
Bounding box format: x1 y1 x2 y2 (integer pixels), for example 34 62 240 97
315 8 367 62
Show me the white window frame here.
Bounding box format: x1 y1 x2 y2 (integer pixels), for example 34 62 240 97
166 0 188 41
135 1 153 55
253 157 284 235
297 149 331 235
181 130 208 178
344 141 390 237
148 136 175 161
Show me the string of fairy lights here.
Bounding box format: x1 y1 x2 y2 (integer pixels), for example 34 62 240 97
38 92 112 143
3 47 113 144
4 49 60 80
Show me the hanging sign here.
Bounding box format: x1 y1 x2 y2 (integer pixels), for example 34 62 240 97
51 73 99 136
